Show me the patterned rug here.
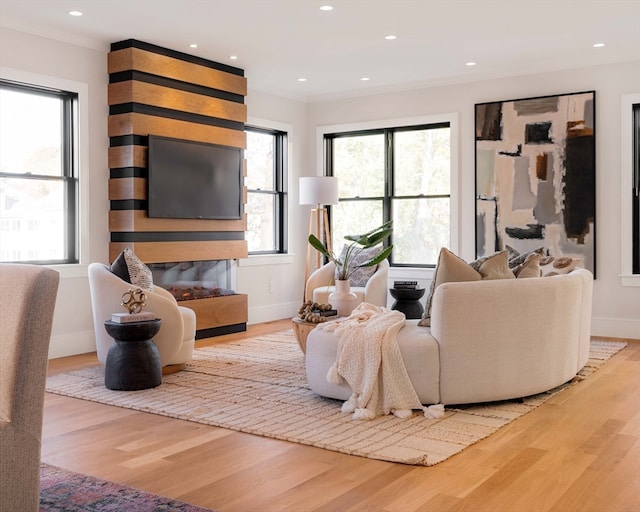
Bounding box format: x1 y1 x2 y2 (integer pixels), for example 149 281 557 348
46 332 626 466
40 462 213 511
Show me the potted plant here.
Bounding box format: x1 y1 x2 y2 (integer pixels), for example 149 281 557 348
308 220 393 280
308 221 393 316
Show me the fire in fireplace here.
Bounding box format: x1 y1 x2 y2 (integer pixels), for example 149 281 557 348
149 260 235 302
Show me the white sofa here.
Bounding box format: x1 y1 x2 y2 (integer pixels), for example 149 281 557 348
305 259 389 307
305 268 593 405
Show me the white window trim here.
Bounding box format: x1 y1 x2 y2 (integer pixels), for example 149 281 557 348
0 66 90 279
620 93 640 287
316 113 460 257
245 116 292 263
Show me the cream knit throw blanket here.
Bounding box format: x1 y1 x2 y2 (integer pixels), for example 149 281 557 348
319 303 444 421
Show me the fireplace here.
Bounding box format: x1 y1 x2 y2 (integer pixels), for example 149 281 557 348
148 259 246 338
149 260 236 302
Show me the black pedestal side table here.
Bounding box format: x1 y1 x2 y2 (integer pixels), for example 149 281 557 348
389 287 426 319
103 319 162 391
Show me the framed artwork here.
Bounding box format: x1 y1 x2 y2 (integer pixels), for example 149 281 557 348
475 90 596 275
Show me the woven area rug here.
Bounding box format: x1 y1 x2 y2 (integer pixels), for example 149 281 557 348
40 462 213 511
46 332 626 466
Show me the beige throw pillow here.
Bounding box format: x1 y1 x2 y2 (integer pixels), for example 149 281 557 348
513 253 541 278
418 248 482 327
477 251 515 280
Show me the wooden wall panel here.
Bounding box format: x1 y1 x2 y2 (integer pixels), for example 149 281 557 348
108 47 247 96
108 113 246 148
109 145 146 169
108 81 247 123
109 211 247 232
109 241 248 265
109 178 146 200
181 294 248 330
108 39 248 334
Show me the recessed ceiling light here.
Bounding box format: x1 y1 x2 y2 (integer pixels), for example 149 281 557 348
320 5 334 11
360 77 370 81
297 78 307 82
384 35 397 40
593 43 605 48
189 43 198 48
465 62 477 66
229 55 238 60
68 10 83 16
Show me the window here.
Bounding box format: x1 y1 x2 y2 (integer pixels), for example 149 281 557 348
325 122 451 267
0 79 78 264
621 93 640 286
632 102 639 275
245 125 288 253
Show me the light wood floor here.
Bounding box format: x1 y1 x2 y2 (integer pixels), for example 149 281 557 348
43 320 640 512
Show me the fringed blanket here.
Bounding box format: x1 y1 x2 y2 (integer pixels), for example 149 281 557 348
319 303 444 420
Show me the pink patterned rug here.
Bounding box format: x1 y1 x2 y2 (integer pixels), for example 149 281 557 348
40 463 214 511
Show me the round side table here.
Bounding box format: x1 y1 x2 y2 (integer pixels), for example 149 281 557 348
291 316 318 354
389 287 426 319
103 319 162 390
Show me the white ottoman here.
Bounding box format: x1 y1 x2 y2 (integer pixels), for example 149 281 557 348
305 319 441 405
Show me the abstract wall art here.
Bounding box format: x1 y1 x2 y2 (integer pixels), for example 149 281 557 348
475 91 596 275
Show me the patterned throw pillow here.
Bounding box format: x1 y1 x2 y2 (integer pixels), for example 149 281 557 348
505 245 546 269
334 244 381 287
539 256 582 277
110 247 154 291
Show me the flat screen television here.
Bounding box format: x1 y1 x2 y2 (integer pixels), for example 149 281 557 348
147 135 243 220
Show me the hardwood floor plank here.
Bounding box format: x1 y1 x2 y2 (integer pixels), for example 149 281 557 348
41 325 640 512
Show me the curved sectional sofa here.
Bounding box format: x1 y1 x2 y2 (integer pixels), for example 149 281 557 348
305 268 593 405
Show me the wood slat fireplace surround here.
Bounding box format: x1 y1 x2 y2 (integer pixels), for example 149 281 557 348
107 39 248 336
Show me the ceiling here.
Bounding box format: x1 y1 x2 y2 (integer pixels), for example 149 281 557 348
1 0 639 101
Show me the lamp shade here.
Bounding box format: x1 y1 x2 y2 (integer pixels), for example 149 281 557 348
299 176 339 206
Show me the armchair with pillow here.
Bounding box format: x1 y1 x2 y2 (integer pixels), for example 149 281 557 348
305 258 389 307
88 249 196 371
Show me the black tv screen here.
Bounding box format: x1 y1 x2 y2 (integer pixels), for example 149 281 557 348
147 135 243 220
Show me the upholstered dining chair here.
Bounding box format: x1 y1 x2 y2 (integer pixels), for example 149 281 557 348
305 258 389 308
0 263 59 512
88 262 196 371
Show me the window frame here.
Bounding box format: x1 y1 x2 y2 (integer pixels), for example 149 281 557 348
0 78 79 265
245 123 288 255
321 115 458 268
621 93 640 286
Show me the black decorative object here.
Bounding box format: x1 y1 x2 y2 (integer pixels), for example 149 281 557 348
390 287 425 319
104 319 162 390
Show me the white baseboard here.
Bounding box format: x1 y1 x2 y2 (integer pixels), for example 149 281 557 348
592 316 640 340
248 301 299 325
49 330 96 359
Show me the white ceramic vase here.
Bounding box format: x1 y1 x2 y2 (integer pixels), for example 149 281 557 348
329 279 358 317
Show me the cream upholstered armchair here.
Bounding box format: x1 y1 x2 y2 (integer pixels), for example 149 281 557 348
88 262 196 370
0 263 59 512
305 259 389 307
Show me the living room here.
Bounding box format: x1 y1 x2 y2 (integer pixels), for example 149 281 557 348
1 2 638 357
1 1 639 510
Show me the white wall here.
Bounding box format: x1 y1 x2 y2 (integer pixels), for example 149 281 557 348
1 28 109 357
1 27 638 360
240 90 308 323
307 60 640 339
